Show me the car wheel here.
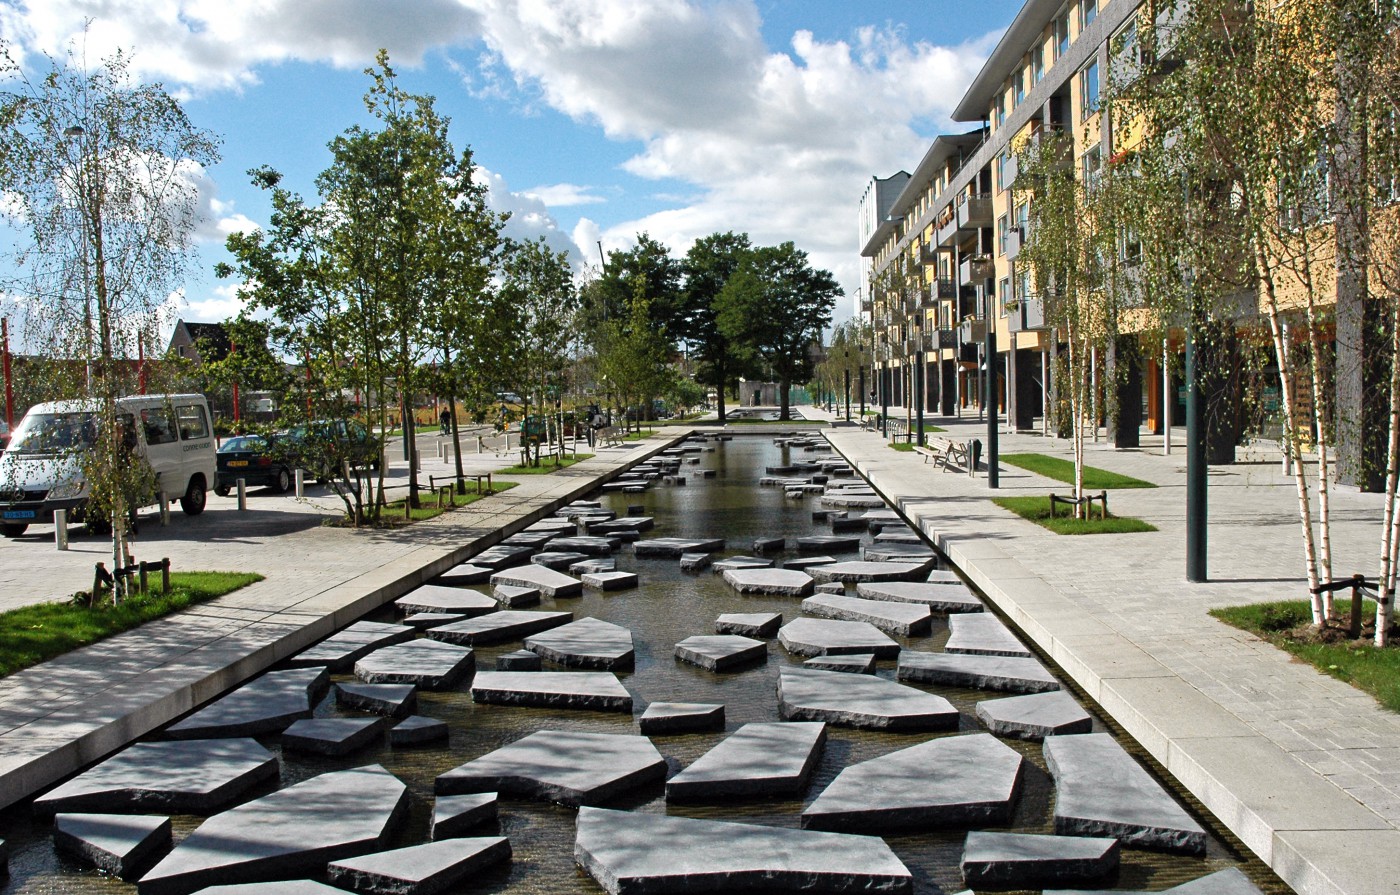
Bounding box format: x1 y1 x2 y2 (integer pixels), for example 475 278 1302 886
0 522 28 537
214 485 231 497
273 467 292 493
180 476 207 516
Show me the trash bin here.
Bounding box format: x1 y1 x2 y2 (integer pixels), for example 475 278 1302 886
971 438 983 472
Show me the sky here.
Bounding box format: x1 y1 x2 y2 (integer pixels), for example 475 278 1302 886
0 0 1015 332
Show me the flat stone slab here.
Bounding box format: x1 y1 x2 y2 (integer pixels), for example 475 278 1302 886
582 570 639 591
856 581 984 613
394 585 497 617
1044 733 1207 854
435 563 492 585
678 552 712 571
336 683 418 718
721 568 813 597
281 718 385 757
976 691 1093 740
287 621 416 672
501 530 558 549
55 812 171 878
570 558 616 575
530 551 590 570
814 582 846 594
167 668 329 740
638 702 725 735
808 561 926 583
547 536 619 555
675 635 767 671
138 765 408 895
715 612 782 637
575 806 913 895
801 593 933 636
946 613 1032 657
327 837 511 895
783 555 836 571
778 618 899 658
470 671 632 712
427 610 573 646
431 792 498 839
794 535 862 553
666 722 826 801
752 536 785 552
926 569 961 583
634 537 725 557
802 733 1023 832
711 556 773 572
35 739 277 816
1042 868 1265 895
862 544 937 563
525 617 635 670
898 651 1060 693
402 612 463 630
468 544 536 570
492 583 541 608
190 884 347 895
962 831 1119 889
490 565 583 598
437 730 664 806
778 667 957 731
804 653 876 673
390 716 448 747
496 649 542 671
819 492 885 508
355 640 474 690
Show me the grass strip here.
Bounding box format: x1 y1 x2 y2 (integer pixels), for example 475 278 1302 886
993 495 1157 534
1000 452 1157 489
496 456 594 475
0 571 264 678
1211 600 1400 712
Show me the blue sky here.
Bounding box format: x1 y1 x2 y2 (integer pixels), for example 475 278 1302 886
1 0 1014 330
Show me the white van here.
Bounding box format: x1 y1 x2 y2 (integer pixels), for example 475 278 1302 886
0 393 217 537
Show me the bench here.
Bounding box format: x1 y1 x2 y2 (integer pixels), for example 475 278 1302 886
914 435 975 475
597 426 625 448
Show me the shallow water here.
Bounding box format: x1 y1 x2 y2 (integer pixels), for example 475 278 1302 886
0 436 1288 894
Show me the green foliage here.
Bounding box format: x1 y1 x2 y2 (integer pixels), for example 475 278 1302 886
500 236 577 465
496 455 592 475
679 232 757 420
992 496 1157 535
999 453 1157 489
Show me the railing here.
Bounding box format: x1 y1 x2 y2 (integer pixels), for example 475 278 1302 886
956 193 994 230
936 278 956 299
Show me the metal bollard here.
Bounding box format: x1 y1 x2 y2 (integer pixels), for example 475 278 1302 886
159 492 170 526
476 435 484 454
55 509 68 550
294 468 304 499
237 477 247 511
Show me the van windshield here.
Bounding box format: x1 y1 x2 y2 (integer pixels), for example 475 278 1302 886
6 412 101 453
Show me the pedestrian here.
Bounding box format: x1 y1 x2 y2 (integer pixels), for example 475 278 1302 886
440 408 451 433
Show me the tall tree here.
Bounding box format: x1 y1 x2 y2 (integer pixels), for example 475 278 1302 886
681 231 753 422
586 233 683 338
500 237 577 465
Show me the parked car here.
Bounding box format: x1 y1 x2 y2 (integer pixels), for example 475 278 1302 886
215 434 292 496
0 420 9 451
278 418 381 481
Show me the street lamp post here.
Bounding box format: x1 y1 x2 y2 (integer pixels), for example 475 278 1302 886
843 347 851 421
968 255 998 488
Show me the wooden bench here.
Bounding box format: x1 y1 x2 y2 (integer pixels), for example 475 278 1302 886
597 426 625 448
914 435 975 475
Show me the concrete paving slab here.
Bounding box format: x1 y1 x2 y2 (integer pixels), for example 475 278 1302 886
638 702 725 735
898 651 1060 693
490 565 583 598
666 722 825 801
804 654 877 673
802 733 1024 832
674 635 767 671
137 764 408 895
35 739 277 816
430 792 497 840
715 612 782 637
166 668 329 740
495 650 542 671
470 671 632 713
961 831 1119 889
809 561 927 583
354 640 474 690
524 617 635 670
778 618 900 658
721 567 814 597
54 812 171 878
393 586 497 617
388 716 447 747
975 691 1093 739
779 667 957 731
426 610 572 646
946 613 1032 657
327 837 511 895
492 583 541 608
336 683 417 718
436 730 664 806
285 621 416 672
856 580 984 613
634 537 725 556
434 563 492 586
581 570 639 591
574 807 913 895
281 718 385 757
801 593 933 636
1043 867 1264 894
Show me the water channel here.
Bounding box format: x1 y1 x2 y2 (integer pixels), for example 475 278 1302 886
0 434 1286 894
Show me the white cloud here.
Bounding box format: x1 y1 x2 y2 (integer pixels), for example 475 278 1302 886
477 167 584 266
521 183 606 207
176 281 250 324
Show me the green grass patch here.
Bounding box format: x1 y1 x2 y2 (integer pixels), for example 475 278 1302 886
724 418 826 425
496 455 594 475
371 481 519 526
1211 600 1400 712
889 442 915 452
0 571 263 678
999 453 1157 489
993 495 1157 535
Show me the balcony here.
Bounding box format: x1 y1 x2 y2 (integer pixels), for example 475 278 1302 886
959 255 992 287
860 296 872 314
958 318 986 344
1005 225 1024 261
919 243 938 266
935 207 959 246
955 193 993 231
1007 295 1047 333
935 328 959 350
936 278 955 299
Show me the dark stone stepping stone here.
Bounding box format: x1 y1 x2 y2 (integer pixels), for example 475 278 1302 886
678 552 713 571
804 653 876 673
874 530 923 544
801 593 933 636
431 793 497 839
897 651 1060 693
946 613 1031 657
570 558 616 575
779 667 956 730
715 612 781 637
435 563 492 585
862 544 936 563
721 568 813 597
581 571 638 591
427 610 572 646
819 492 884 508
496 650 542 671
354 640 474 690
961 831 1119 889
778 618 899 658
802 733 1023 832
138 765 408 895
525 617 635 670
35 739 277 816
336 683 417 718
830 513 869 533
390 716 447 747
590 517 655 534
490 566 582 598
783 555 836 571
575 807 913 895
436 730 664 806
470 671 632 712
976 691 1093 739
167 668 329 740
501 530 557 549
54 813 171 879
638 702 725 735
795 535 861 553
753 537 785 553
531 551 589 571
402 612 463 630
674 635 767 671
469 544 536 570
493 584 541 608
327 837 510 895
287 621 416 672
394 585 497 617
666 722 825 801
856 581 984 613
857 509 902 529
809 561 928 583
281 718 385 756
634 537 725 557
712 556 773 572
548 536 619 555
1044 733 1207 855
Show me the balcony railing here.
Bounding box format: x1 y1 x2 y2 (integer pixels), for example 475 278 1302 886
958 318 986 343
936 328 959 350
935 207 959 246
956 193 993 230
1005 225 1024 261
1006 295 1047 333
919 243 938 265
936 278 955 299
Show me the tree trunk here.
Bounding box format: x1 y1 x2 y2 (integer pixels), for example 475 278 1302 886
779 379 791 421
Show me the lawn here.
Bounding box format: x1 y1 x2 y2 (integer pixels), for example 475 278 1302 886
371 481 519 525
496 455 594 475
0 571 264 678
993 495 1157 535
999 452 1157 489
1212 600 1400 713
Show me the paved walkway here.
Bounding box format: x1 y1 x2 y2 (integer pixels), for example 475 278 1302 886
807 406 1397 895
0 432 681 811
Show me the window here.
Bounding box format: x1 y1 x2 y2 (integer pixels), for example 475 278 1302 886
1055 14 1071 59
998 277 1011 315
1119 227 1142 264
1082 145 1103 188
994 96 1005 128
998 214 1010 255
1014 67 1026 105
1080 0 1098 29
176 403 210 441
1014 202 1030 236
1113 14 1140 70
141 407 178 445
1079 60 1100 119
1031 44 1045 83
999 150 1016 191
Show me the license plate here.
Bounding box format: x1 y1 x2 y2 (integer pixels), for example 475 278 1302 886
228 460 249 467
3 510 36 520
